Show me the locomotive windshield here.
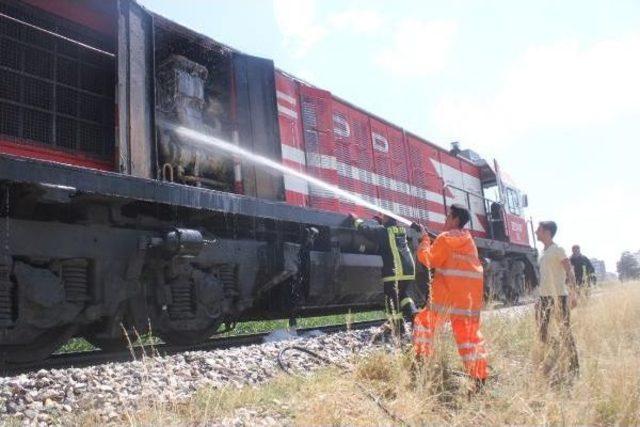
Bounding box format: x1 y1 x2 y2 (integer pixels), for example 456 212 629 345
506 187 524 216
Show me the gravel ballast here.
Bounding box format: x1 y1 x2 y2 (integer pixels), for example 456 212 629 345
0 301 539 425
0 327 388 425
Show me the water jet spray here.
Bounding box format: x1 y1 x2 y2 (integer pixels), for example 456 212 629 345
165 123 412 226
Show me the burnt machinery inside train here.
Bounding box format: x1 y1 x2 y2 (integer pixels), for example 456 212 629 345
154 23 235 190
152 15 286 203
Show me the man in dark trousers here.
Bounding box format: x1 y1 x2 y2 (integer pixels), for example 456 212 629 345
535 221 579 376
349 213 418 334
570 245 595 287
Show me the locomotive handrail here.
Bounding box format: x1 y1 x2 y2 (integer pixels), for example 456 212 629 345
442 183 499 206
442 183 506 241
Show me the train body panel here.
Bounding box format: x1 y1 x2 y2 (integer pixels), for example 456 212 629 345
273 71 514 242
275 72 308 208
297 85 339 213
0 0 538 364
369 118 415 222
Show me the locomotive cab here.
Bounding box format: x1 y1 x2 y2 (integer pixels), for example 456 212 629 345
456 147 538 303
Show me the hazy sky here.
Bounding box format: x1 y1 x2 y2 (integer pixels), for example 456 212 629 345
139 0 640 271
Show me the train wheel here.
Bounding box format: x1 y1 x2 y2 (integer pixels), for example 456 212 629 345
0 325 76 366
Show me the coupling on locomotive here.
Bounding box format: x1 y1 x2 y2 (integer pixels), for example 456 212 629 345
0 0 537 365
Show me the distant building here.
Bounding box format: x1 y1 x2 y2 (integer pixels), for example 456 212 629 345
590 258 606 281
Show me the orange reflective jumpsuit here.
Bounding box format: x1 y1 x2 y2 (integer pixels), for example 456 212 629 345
412 229 488 380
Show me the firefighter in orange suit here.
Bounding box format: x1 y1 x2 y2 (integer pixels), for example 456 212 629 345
411 204 489 385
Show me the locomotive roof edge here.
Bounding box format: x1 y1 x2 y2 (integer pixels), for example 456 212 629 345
145 3 482 169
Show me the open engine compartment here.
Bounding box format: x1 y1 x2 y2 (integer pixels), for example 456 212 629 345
154 22 235 190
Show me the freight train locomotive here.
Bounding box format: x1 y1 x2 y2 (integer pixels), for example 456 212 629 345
0 0 538 365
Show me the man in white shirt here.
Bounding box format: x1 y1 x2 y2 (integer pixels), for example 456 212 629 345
535 221 579 374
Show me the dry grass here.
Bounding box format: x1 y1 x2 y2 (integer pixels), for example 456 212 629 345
78 282 640 426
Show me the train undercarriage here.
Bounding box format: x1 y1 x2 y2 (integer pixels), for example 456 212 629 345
0 155 388 364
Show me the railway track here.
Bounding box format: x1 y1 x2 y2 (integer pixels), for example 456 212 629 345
0 319 386 376
1 289 605 377
0 298 537 376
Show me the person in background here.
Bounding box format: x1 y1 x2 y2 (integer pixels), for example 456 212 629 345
535 221 579 375
570 245 595 288
411 204 488 390
349 213 418 335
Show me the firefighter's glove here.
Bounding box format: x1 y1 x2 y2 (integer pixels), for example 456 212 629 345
411 222 425 234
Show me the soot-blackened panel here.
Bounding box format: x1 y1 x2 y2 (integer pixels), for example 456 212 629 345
233 53 284 201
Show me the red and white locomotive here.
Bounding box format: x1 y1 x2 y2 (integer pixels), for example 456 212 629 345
275 72 531 245
0 0 537 365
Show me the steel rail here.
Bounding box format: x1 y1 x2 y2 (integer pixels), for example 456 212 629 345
0 288 607 376
0 319 385 376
